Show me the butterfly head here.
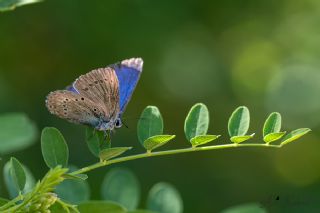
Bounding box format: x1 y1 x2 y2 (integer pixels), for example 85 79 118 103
95 116 122 131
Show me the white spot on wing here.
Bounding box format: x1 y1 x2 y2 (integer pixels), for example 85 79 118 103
121 58 143 72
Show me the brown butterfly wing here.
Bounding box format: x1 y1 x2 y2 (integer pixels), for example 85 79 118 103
72 67 120 120
46 90 106 126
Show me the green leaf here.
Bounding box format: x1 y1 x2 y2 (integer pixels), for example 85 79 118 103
228 106 250 137
263 112 282 137
0 113 37 154
281 128 311 146
264 132 286 143
137 106 163 145
184 103 209 141
230 134 255 143
128 210 156 213
99 147 132 161
143 135 175 151
41 127 69 168
3 161 35 198
0 197 9 206
49 202 65 213
63 173 88 181
0 0 42 12
55 178 90 204
9 157 26 192
101 168 140 211
190 135 220 147
147 182 183 213
86 127 105 158
220 203 267 213
78 201 126 213
55 165 90 204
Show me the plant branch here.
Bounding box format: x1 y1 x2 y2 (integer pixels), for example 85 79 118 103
0 194 23 211
70 143 281 175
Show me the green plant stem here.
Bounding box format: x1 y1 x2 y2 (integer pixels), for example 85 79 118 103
70 143 281 175
56 199 79 213
0 194 23 211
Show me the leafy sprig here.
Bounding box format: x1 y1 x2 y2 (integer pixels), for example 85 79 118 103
0 103 310 212
0 166 77 212
67 104 310 177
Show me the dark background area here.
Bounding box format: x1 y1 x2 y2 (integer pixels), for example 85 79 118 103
1 0 320 212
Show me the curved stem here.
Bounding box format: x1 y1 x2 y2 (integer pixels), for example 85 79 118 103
70 143 281 175
0 194 23 211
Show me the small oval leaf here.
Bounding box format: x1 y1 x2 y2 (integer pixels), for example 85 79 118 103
3 161 35 198
263 112 282 137
55 178 90 204
220 203 267 213
101 168 140 211
264 132 286 143
143 135 175 151
190 135 220 147
228 106 250 137
0 0 42 12
147 182 183 213
281 128 311 146
99 147 132 161
0 113 37 154
184 103 209 142
78 201 126 213
137 106 163 145
55 165 90 204
41 127 69 168
230 134 255 143
86 127 103 157
9 157 26 192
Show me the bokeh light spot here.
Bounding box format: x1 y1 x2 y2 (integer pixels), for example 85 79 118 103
266 64 320 128
158 28 221 101
231 40 280 100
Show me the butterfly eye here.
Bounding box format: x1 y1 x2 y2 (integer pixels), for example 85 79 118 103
115 118 122 128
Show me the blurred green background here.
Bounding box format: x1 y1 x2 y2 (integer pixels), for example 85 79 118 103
1 0 320 212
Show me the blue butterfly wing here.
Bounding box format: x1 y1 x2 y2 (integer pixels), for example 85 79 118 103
66 85 79 94
112 58 143 113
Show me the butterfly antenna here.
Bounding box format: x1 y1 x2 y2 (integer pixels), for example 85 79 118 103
122 115 145 121
122 120 129 129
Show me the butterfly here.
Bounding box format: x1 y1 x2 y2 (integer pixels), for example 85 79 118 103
46 58 143 132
